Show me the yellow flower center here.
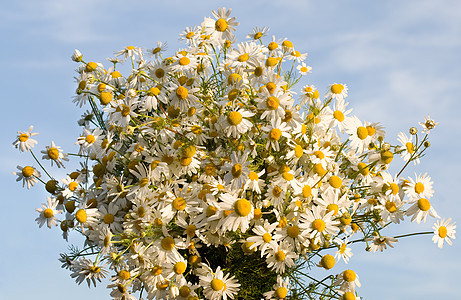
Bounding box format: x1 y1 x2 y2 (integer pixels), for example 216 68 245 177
238 53 249 62
234 199 252 217
43 208 54 219
215 18 228 32
103 213 114 224
282 40 293 49
356 126 368 140
254 66 263 77
176 86 189 100
313 163 327 176
438 226 448 238
330 84 344 94
294 145 304 158
85 134 95 144
366 126 376 136
85 62 98 72
389 183 399 195
282 172 294 181
414 182 425 194
97 83 106 93
155 68 165 78
343 269 356 282
406 142 415 153
269 128 282 141
121 105 130 117
326 204 339 216
320 254 335 270
69 181 78 191
275 250 286 261
329 176 342 189
302 185 312 198
266 82 277 94
343 292 356 300
275 287 288 298
262 232 272 243
254 208 262 219
19 133 29 142
152 47 161 54
266 96 280 110
99 92 113 105
137 206 146 218
75 209 87 223
312 219 326 232
248 171 259 181
230 163 245 179
228 88 239 101
273 186 282 197
47 147 60 160
211 278 225 291
118 270 130 280
161 237 175 250
179 57 190 66
300 67 308 72
333 110 345 122
179 286 191 297
357 162 369 176
227 73 242 85
268 42 278 51
417 198 431 211
385 201 397 213
254 32 263 39
227 111 243 125
147 87 160 96
111 71 122 78
206 205 218 217
152 265 164 276
191 125 202 135
156 280 169 290
381 150 394 164
22 166 34 178
173 197 187 211
174 261 187 274
186 224 196 237
287 225 300 238
266 57 278 67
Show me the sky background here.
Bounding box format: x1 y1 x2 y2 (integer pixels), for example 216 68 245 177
1 0 460 299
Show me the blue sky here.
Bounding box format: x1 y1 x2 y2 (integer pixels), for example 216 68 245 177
1 0 460 299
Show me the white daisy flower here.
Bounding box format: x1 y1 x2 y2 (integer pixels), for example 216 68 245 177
13 125 38 152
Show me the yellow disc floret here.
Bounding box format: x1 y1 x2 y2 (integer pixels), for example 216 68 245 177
233 199 252 217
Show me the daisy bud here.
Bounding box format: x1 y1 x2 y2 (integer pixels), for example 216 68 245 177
424 141 430 148
409 127 418 135
72 49 83 62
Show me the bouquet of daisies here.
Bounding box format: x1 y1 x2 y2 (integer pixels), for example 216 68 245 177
13 7 455 300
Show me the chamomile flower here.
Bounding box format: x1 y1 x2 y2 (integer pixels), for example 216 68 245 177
327 83 348 101
222 151 251 190
266 241 298 274
335 269 361 293
218 192 254 233
198 265 240 300
397 132 419 164
202 7 239 44
179 26 201 46
244 169 266 194
432 218 456 248
247 221 280 257
70 258 109 287
301 205 340 245
13 126 38 152
263 276 290 300
262 118 291 151
35 197 62 228
147 41 167 59
297 62 312 75
41 141 69 168
419 115 439 133
406 197 439 224
367 236 398 253
247 26 269 40
114 45 143 62
76 127 103 154
219 108 254 138
14 165 41 189
335 239 353 264
403 173 434 201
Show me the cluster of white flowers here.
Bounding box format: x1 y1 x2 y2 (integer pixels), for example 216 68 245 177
13 8 455 300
